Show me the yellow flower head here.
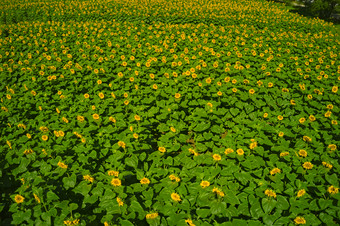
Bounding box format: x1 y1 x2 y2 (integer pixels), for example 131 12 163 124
111 178 121 187
294 216 306 224
303 136 312 142
169 174 180 182
297 189 306 198
225 148 234 155
236 149 244 156
117 197 124 206
270 168 281 175
140 177 150 185
322 162 333 169
108 170 119 177
213 154 222 161
171 193 181 202
14 194 25 204
146 212 158 219
58 161 68 169
264 189 276 198
134 115 141 121
328 144 337 151
83 175 94 183
33 193 41 203
302 162 313 170
298 149 307 157
328 185 339 195
200 181 210 188
93 114 100 120
158 147 166 153
212 187 225 197
118 141 126 148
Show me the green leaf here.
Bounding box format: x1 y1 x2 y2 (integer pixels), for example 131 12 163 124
318 199 331 210
194 122 211 132
120 220 135 226
196 208 211 218
211 201 226 215
276 195 289 210
73 181 92 196
211 125 223 134
12 210 31 224
274 217 291 224
232 219 247 226
84 194 99 204
230 108 240 116
125 155 139 168
250 199 264 218
129 200 145 218
319 213 333 224
46 191 59 202
325 173 339 187
225 192 240 205
62 173 77 190
261 198 277 213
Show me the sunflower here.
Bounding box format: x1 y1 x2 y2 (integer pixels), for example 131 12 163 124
302 162 313 170
140 178 150 185
270 168 281 175
117 197 124 206
134 115 141 121
200 181 210 188
236 149 244 155
171 193 181 202
14 194 25 204
294 217 306 224
146 213 158 219
108 170 119 176
158 147 166 153
93 114 99 120
111 178 121 187
264 189 276 198
58 161 68 169
298 149 307 157
328 185 339 195
297 189 306 198
213 154 221 161
224 148 234 155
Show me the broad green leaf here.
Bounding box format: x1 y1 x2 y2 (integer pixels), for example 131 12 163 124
261 198 277 213
196 208 211 218
194 122 211 132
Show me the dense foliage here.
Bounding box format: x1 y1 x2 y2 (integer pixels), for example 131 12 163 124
0 0 339 225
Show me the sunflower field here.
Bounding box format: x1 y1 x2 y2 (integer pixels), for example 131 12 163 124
0 0 339 225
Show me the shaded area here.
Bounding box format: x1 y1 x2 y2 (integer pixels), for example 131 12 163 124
272 0 340 25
